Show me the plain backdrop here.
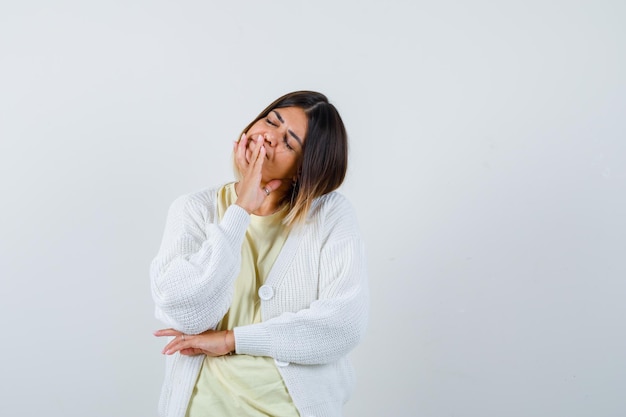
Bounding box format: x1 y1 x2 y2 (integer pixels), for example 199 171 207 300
1 1 625 416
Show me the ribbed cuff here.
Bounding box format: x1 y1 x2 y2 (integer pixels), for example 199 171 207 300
219 204 250 250
233 323 272 357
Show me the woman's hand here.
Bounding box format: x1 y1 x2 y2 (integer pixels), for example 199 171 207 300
233 133 282 213
154 328 235 356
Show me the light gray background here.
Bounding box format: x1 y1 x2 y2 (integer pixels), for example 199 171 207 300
1 1 624 416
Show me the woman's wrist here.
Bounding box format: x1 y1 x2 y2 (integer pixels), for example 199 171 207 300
234 200 253 215
223 330 236 355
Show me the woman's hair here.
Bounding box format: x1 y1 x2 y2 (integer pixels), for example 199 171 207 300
235 90 348 226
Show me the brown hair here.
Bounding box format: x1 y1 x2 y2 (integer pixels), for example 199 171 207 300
235 91 348 226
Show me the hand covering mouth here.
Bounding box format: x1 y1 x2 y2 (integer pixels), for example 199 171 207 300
246 140 271 161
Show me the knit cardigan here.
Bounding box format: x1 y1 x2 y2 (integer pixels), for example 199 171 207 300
150 185 369 417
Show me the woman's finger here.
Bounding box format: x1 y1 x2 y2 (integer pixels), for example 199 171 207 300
251 143 266 173
239 136 265 189
245 135 264 173
154 328 181 337
180 348 204 356
248 135 264 165
234 133 249 170
162 334 191 354
263 179 283 194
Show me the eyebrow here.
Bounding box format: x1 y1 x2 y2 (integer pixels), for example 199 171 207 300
272 110 303 147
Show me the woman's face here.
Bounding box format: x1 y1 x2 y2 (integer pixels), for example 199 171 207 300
245 106 308 183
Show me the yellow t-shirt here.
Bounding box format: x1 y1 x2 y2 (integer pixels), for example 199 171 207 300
185 183 300 417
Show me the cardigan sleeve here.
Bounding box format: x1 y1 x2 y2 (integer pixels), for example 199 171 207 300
234 197 369 365
150 192 250 334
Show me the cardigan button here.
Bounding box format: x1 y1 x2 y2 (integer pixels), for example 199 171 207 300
258 285 274 300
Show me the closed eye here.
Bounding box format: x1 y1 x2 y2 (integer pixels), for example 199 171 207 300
283 136 294 151
265 117 278 127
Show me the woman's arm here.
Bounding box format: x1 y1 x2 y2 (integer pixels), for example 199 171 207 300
155 234 368 364
234 234 369 365
150 192 250 334
151 134 283 334
233 193 369 365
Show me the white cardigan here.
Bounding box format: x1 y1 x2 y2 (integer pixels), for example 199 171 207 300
150 185 369 417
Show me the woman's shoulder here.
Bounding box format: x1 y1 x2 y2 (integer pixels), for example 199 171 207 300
310 190 356 216
307 191 361 237
168 183 231 214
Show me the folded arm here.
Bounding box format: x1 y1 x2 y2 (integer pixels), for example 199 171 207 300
150 194 250 334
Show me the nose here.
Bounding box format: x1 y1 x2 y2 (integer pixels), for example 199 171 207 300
262 131 277 147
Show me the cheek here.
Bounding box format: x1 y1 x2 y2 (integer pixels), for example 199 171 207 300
275 155 299 173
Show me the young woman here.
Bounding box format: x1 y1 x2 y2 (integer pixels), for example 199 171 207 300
151 91 369 417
